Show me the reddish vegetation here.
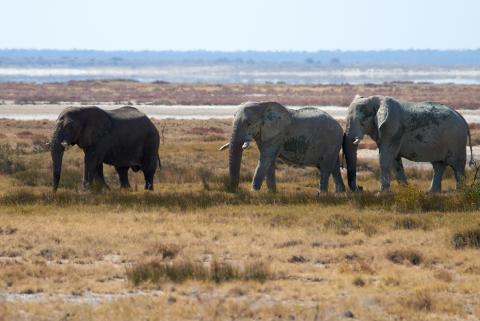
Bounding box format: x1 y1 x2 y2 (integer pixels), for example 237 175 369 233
0 80 479 109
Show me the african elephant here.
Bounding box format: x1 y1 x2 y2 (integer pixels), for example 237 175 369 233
219 101 346 193
344 95 473 192
50 106 161 191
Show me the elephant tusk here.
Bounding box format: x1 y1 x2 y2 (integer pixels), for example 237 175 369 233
218 143 230 151
61 141 69 149
353 138 361 145
242 141 251 149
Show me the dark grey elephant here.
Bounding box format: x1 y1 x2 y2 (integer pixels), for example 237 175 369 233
50 106 161 191
219 101 346 193
344 95 473 192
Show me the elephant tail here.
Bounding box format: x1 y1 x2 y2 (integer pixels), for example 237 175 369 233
158 154 162 169
341 133 346 169
467 126 476 167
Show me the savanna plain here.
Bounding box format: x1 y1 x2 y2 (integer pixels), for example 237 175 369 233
1 82 480 321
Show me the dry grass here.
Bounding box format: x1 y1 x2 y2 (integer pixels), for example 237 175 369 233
1 118 480 320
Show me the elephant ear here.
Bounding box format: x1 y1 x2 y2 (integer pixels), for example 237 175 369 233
78 107 112 147
261 102 292 142
376 97 401 138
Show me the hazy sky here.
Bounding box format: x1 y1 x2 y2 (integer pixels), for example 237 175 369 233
3 0 479 51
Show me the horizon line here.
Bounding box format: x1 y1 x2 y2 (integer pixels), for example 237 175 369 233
1 48 480 53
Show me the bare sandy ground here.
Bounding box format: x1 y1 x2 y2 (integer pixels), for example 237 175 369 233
1 104 480 123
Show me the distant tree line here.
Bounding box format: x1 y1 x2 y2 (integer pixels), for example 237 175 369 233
0 49 479 67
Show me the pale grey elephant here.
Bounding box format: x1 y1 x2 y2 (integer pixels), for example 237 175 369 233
344 95 474 192
219 101 346 193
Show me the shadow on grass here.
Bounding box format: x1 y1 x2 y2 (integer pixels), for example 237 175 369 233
2 184 480 213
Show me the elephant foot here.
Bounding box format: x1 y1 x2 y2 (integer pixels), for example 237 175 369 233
144 184 154 191
316 189 328 197
375 189 392 197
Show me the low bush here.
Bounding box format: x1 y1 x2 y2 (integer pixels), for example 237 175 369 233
126 260 271 285
386 249 423 266
324 214 355 235
451 228 480 249
404 290 435 312
393 216 429 230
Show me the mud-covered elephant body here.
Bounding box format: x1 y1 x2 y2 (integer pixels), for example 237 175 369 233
51 106 160 191
344 95 472 192
221 101 345 192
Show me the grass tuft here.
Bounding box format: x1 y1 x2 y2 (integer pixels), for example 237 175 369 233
386 249 423 266
126 260 272 286
451 228 480 249
324 214 355 235
404 290 434 312
393 216 428 230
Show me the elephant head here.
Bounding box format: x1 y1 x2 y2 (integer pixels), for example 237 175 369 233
219 102 292 190
344 95 401 191
50 107 111 191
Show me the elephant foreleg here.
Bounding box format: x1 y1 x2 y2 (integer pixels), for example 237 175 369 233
378 145 398 192
83 149 104 190
115 166 131 189
265 162 277 193
252 153 277 191
393 157 408 185
83 157 94 189
96 163 109 189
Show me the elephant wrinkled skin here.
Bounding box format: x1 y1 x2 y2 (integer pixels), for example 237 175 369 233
220 101 346 193
51 106 161 191
344 95 473 192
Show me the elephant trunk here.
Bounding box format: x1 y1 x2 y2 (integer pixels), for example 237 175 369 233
51 126 65 192
228 124 244 190
343 133 358 191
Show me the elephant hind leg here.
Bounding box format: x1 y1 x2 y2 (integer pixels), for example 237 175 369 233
430 161 446 192
142 155 160 191
319 170 330 192
332 157 345 193
317 163 331 193
451 162 466 190
143 169 155 190
446 150 466 190
115 166 131 189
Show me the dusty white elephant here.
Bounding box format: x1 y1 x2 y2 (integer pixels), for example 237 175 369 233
344 95 474 192
219 101 347 193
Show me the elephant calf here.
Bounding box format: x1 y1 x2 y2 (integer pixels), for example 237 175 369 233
51 106 161 191
344 95 474 192
220 101 346 193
